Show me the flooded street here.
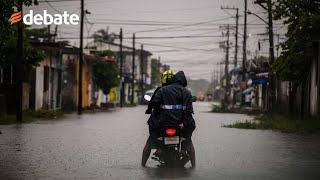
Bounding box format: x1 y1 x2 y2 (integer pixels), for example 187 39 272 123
1 102 320 179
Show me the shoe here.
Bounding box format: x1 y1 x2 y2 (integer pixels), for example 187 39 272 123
153 149 162 157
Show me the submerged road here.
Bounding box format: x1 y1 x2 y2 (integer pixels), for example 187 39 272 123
1 102 320 179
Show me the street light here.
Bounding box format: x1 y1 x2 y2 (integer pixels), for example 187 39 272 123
247 10 268 25
247 6 276 112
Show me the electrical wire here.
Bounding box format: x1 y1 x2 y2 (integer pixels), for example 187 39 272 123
44 0 64 14
133 17 233 33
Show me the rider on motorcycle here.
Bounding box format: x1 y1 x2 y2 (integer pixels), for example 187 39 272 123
141 70 176 167
151 71 196 167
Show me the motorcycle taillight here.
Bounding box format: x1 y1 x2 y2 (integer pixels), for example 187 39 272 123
165 129 176 136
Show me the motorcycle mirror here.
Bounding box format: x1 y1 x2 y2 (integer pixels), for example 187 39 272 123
144 95 152 102
192 96 197 102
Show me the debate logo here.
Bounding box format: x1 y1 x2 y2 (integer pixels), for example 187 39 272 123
10 10 79 25
10 11 22 25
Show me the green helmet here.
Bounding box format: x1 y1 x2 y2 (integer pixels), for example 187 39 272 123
161 70 176 86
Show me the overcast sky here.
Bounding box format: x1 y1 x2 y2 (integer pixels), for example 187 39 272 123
26 0 286 81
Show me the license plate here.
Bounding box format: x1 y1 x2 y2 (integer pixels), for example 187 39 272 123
164 136 179 145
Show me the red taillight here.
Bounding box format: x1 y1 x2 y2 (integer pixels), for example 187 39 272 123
166 129 176 136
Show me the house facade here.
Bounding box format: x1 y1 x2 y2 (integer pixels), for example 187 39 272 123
84 41 152 104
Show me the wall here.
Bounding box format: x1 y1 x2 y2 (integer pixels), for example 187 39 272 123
75 57 90 108
61 54 78 111
309 42 319 116
35 67 44 110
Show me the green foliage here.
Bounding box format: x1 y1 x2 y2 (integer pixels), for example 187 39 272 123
92 58 120 95
26 27 53 42
92 29 117 44
211 103 233 113
0 0 45 69
0 27 46 68
99 50 115 57
223 114 320 134
211 102 264 114
0 109 64 125
272 0 320 84
187 78 210 96
23 109 64 119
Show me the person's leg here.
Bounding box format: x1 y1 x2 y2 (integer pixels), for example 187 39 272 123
180 133 196 167
141 138 151 167
189 141 196 167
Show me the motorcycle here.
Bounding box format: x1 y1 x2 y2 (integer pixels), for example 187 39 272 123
144 95 196 167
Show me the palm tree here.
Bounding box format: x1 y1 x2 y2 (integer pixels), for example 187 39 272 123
92 27 118 44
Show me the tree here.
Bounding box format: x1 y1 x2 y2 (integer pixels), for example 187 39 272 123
0 0 45 69
98 50 115 57
272 0 320 85
92 56 120 95
92 28 118 44
26 27 54 42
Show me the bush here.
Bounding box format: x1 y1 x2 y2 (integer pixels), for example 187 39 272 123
223 114 320 134
0 109 64 125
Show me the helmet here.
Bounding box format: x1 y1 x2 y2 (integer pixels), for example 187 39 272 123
161 70 176 86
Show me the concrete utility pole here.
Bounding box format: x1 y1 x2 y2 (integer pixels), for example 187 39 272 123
78 0 85 115
267 0 276 112
221 6 239 67
16 0 23 122
131 33 135 105
119 28 124 107
140 45 144 104
235 8 239 67
216 63 220 85
254 0 276 112
242 0 248 106
224 25 230 103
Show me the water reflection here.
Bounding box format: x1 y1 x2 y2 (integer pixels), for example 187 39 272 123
143 166 193 179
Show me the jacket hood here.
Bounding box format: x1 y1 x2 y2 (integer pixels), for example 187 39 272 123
173 71 188 87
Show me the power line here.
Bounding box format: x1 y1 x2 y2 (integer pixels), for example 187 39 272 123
55 34 223 40
152 48 222 53
133 17 233 33
86 18 187 24
123 35 223 39
39 0 80 2
45 0 64 14
122 40 214 51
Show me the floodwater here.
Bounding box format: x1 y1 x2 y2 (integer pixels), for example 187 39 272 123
1 102 320 179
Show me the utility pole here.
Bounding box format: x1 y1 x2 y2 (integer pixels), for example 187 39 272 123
276 34 280 58
140 45 144 104
216 63 219 85
224 25 230 103
78 0 84 115
255 0 276 112
16 0 23 122
267 0 276 112
119 28 124 107
221 6 239 67
235 8 239 67
53 26 58 42
158 56 161 85
131 33 135 105
242 0 248 106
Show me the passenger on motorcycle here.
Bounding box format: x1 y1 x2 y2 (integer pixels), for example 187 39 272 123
150 71 196 167
141 70 176 167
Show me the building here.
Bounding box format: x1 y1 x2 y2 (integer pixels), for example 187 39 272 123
84 41 152 104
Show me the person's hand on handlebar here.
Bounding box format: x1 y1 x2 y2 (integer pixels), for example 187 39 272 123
179 123 184 129
145 109 152 114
